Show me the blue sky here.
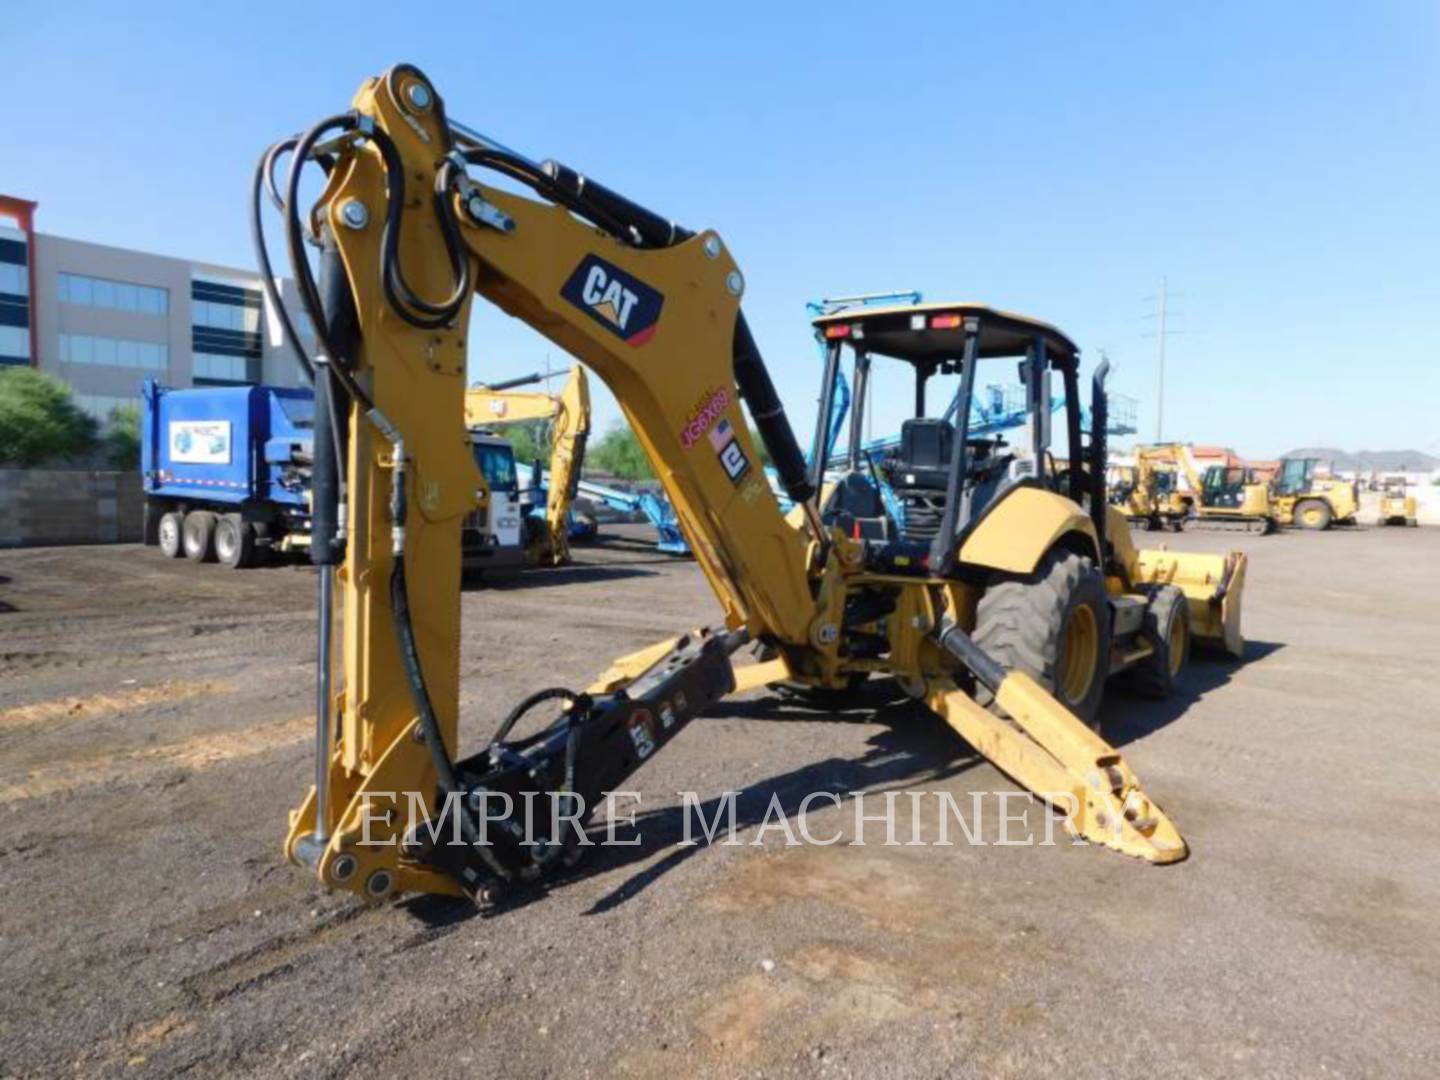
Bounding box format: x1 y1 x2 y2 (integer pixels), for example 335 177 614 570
6 1 1438 457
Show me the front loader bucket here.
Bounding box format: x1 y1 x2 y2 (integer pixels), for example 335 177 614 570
1134 548 1247 658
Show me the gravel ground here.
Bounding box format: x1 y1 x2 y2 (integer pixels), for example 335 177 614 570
1 523 1437 1078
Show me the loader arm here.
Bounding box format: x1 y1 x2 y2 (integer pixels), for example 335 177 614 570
270 64 1188 906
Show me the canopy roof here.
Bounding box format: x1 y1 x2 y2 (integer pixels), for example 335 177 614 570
811 302 1080 369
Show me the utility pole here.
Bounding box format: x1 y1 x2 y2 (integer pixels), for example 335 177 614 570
1155 276 1167 442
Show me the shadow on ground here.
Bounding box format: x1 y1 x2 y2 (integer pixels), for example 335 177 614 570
400 640 1284 929
462 564 659 591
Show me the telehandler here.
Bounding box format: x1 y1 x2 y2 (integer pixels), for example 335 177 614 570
464 365 591 565
256 65 1246 906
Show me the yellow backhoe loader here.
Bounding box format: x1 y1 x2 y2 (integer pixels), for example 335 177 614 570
1133 444 1274 533
256 65 1247 906
463 365 592 566
1271 458 1358 530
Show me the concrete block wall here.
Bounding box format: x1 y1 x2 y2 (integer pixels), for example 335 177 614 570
0 469 144 547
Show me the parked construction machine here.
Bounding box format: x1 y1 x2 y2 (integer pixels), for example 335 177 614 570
1377 478 1418 527
1271 458 1358 530
256 65 1247 906
464 365 591 566
1127 444 1274 533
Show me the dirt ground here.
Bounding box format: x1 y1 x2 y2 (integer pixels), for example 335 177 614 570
1 522 1437 1078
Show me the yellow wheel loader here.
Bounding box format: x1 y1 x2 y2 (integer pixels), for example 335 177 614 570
1377 478 1418 527
464 365 592 566
1272 458 1358 530
255 65 1248 907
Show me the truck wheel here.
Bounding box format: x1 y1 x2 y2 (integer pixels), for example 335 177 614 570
1295 499 1331 530
974 550 1111 730
1127 586 1190 700
215 513 256 569
182 511 217 562
158 512 185 558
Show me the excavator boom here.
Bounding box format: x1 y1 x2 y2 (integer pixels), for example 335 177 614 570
464 365 591 565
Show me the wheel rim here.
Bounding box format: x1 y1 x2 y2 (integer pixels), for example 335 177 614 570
1168 613 1188 677
1059 605 1100 705
216 527 235 560
1303 506 1322 526
160 519 177 547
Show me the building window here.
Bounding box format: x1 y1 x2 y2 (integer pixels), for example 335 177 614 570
0 262 26 296
59 333 168 371
58 273 169 316
192 298 260 333
0 324 28 362
193 351 248 382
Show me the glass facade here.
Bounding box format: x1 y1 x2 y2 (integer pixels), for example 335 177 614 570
58 272 169 316
0 231 27 364
192 351 248 382
191 278 262 384
0 261 26 296
59 333 169 371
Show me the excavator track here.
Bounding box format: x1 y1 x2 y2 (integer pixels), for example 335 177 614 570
1181 515 1272 535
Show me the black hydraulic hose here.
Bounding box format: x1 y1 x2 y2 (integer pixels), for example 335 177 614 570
251 139 315 385
367 128 471 328
389 556 462 795
490 687 582 748
282 113 377 414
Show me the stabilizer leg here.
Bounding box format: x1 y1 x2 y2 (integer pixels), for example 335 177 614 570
930 618 1187 864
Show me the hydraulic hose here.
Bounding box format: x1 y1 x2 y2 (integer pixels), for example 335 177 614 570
250 138 314 385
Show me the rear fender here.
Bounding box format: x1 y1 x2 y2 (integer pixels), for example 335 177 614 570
959 487 1100 575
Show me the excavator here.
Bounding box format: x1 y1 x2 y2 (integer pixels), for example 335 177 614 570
255 65 1247 906
1131 444 1275 533
463 364 591 565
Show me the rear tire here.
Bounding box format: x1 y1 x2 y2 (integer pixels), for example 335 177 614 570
974 550 1111 730
182 511 217 562
214 513 256 569
158 512 185 559
1127 585 1191 699
1295 498 1332 530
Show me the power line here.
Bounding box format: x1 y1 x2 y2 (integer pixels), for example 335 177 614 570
1141 277 1184 441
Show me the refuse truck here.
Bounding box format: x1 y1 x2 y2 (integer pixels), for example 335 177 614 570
141 378 524 572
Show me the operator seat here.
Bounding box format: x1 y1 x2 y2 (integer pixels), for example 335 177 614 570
891 418 954 492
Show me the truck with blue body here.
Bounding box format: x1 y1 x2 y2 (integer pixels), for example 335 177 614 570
141 377 315 567
141 378 525 573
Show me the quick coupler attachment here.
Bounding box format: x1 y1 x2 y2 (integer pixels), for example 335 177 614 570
406 629 741 903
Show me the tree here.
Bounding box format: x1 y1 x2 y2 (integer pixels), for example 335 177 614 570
105 403 141 470
499 421 548 467
0 368 96 466
589 422 653 481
